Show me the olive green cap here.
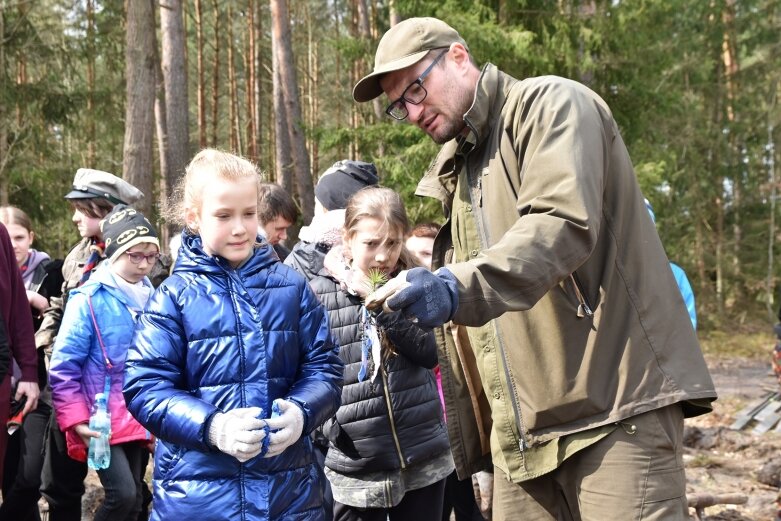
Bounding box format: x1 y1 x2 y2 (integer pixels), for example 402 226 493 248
352 17 467 103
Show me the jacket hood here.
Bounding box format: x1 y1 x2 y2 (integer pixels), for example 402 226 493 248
22 249 50 281
175 230 278 276
71 261 153 310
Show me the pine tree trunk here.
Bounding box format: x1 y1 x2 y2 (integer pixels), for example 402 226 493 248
210 0 221 147
306 9 319 178
388 0 401 26
271 30 292 192
333 0 344 158
245 0 257 161
0 6 7 206
270 0 314 222
86 0 96 165
154 41 173 246
194 0 206 148
767 118 777 319
227 3 241 154
123 0 156 217
722 0 742 285
253 3 263 167
160 0 190 195
356 0 382 120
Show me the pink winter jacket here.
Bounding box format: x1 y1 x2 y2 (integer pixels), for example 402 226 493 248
49 265 151 462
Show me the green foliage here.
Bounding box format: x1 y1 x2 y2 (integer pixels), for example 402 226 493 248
2 0 781 331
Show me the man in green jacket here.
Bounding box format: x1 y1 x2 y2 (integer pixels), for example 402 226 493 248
358 17 717 521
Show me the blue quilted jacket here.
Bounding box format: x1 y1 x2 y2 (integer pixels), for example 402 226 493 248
124 232 343 521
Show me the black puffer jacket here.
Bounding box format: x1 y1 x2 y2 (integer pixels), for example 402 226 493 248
285 240 330 281
309 274 449 475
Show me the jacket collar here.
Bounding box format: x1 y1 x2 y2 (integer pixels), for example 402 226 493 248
175 230 278 276
73 261 152 310
415 63 507 211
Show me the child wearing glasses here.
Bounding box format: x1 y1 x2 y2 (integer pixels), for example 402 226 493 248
123 149 343 520
49 205 158 521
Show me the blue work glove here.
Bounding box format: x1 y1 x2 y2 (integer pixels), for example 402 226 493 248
365 267 459 328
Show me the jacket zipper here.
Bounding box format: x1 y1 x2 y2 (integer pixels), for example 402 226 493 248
570 273 594 318
380 365 406 469
228 270 249 521
463 154 528 454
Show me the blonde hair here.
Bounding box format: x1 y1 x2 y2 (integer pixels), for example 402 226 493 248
0 206 33 233
165 148 262 230
344 186 420 270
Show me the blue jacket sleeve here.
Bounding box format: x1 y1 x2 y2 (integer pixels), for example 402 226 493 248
283 281 343 434
48 292 93 431
670 262 697 330
123 283 218 450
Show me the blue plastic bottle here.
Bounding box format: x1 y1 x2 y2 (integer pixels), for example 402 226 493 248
87 393 111 470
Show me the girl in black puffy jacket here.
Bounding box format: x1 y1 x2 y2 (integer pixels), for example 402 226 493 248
309 186 453 521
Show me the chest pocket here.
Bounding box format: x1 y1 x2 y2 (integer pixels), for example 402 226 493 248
451 167 483 264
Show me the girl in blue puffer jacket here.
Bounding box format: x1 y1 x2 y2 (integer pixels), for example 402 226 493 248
123 149 344 521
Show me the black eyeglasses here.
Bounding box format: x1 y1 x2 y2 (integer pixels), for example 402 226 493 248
125 251 161 265
385 49 448 121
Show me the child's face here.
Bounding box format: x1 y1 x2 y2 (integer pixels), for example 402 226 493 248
187 177 259 268
111 242 159 284
72 207 103 239
405 235 434 270
345 217 404 279
5 223 34 267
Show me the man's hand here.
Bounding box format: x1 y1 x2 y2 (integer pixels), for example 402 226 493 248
365 267 459 328
208 407 268 462
263 399 305 458
16 381 39 416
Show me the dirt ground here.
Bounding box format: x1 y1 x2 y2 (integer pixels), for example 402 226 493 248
685 355 781 521
63 355 781 520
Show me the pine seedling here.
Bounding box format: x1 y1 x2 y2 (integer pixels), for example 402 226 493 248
364 268 389 294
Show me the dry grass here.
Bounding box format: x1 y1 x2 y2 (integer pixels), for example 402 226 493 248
699 328 775 360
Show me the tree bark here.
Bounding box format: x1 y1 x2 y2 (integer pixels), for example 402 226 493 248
271 28 292 192
194 0 206 148
355 0 382 120
388 0 401 26
154 39 173 247
253 3 263 166
160 0 190 195
227 3 241 154
86 0 96 165
270 0 314 222
245 0 258 161
210 0 221 147
0 6 7 205
123 0 156 217
767 117 777 319
306 7 319 178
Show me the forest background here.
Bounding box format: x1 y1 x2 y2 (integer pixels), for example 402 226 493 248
0 0 780 334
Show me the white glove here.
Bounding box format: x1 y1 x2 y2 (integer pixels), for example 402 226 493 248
208 407 268 462
472 471 493 520
263 399 304 458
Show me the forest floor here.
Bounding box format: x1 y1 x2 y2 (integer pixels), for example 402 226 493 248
56 337 781 521
684 353 781 521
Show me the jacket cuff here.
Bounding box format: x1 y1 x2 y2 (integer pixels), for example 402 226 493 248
18 364 38 382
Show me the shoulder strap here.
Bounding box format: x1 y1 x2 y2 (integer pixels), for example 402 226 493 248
87 295 113 370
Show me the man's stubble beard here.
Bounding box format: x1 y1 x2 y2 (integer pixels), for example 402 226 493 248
429 76 474 145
